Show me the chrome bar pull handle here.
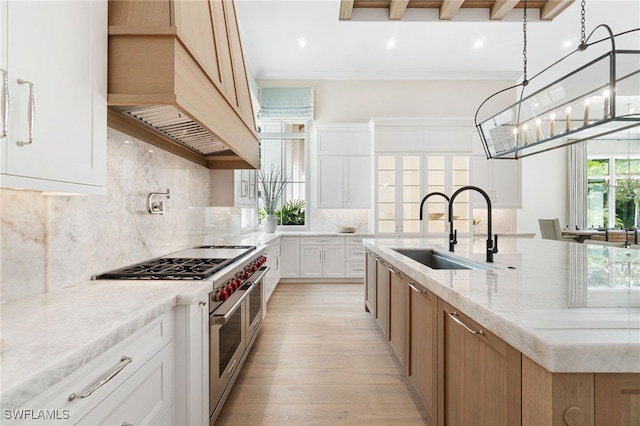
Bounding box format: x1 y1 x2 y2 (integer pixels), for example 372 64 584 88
68 356 133 401
408 282 427 294
448 311 484 335
16 79 34 147
0 69 8 138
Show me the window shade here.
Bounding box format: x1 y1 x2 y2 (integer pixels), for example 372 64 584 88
258 87 314 118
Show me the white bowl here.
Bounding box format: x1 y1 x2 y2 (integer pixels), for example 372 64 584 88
337 226 356 233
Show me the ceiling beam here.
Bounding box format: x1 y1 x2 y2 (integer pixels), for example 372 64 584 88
339 0 354 20
389 0 410 20
439 0 465 20
490 0 519 20
540 0 575 20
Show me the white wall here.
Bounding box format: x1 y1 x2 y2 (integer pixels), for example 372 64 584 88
259 80 516 123
260 79 573 235
517 147 568 234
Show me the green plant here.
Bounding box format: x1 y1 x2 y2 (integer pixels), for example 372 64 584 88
275 199 305 225
258 165 290 215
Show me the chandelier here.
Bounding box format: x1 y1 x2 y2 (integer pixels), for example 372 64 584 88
475 1 640 160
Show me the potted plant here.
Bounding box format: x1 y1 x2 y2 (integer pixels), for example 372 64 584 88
258 165 290 233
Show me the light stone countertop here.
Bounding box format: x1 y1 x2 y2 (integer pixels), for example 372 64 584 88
0 243 270 411
364 237 640 373
0 231 369 409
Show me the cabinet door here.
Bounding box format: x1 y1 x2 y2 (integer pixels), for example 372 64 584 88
438 300 521 426
322 245 345 277
76 343 173 426
491 159 521 208
472 156 492 203
3 1 106 193
472 156 521 208
0 0 6 168
595 374 640 426
300 245 323 278
318 156 342 207
425 154 470 235
376 153 422 236
389 271 407 368
365 252 377 315
344 156 371 208
375 260 390 340
280 237 300 277
408 281 438 424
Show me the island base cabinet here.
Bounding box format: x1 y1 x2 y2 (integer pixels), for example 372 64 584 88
522 355 640 426
375 259 390 340
438 300 521 426
364 251 376 315
389 270 408 368
595 374 640 426
407 281 438 425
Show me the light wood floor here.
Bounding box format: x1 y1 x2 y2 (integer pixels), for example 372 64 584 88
215 282 429 425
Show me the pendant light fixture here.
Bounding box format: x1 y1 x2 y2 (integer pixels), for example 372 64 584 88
475 1 640 160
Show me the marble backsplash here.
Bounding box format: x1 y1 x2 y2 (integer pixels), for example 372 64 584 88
309 209 370 233
1 128 220 304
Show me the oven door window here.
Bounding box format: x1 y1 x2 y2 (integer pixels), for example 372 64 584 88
249 281 262 326
218 308 243 377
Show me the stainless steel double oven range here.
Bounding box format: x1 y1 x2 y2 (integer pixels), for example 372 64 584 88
96 244 269 425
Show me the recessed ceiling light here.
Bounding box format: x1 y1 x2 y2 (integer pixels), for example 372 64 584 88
563 40 574 48
474 38 485 48
124 140 131 144
387 38 396 48
297 37 306 47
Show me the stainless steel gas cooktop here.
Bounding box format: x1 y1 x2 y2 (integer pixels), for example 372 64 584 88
95 245 256 280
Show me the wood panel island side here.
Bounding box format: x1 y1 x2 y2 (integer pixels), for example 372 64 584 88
364 237 640 426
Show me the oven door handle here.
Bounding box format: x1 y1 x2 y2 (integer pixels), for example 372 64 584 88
246 266 270 284
210 288 252 326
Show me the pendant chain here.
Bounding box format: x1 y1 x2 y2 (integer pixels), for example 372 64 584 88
580 0 586 44
522 0 528 84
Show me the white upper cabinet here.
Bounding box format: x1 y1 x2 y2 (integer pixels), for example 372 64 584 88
0 0 107 194
211 169 257 208
318 156 370 208
472 156 522 208
315 123 371 209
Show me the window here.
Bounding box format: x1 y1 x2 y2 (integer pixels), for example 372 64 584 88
586 142 639 229
258 119 309 228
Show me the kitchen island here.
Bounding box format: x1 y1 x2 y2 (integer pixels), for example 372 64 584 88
364 237 639 426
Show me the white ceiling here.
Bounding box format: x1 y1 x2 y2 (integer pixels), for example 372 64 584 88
235 0 640 82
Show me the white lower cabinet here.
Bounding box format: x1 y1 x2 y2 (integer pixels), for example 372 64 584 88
173 298 209 426
76 343 173 426
264 239 281 303
5 312 173 425
280 236 300 278
345 236 366 278
300 237 345 278
279 234 371 279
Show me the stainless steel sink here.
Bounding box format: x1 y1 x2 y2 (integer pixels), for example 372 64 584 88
393 248 491 270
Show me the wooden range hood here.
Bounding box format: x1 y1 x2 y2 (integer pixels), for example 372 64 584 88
107 0 259 169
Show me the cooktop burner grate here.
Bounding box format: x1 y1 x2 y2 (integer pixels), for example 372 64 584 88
95 257 232 280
